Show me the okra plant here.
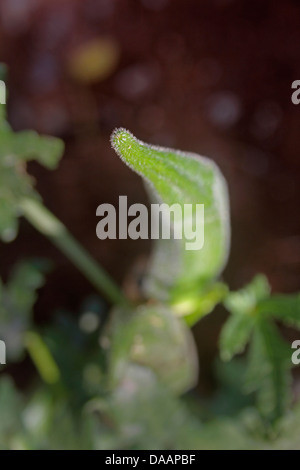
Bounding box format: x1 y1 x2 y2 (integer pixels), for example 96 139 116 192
1 90 300 448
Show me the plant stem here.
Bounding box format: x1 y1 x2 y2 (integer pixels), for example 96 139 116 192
25 331 60 384
20 197 129 308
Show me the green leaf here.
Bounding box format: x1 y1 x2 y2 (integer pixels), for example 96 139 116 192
109 304 198 394
86 364 202 450
0 377 24 449
25 331 60 385
220 275 270 364
221 275 295 423
257 294 300 328
7 261 47 313
111 128 230 301
0 104 64 242
220 314 254 361
12 131 64 169
0 199 19 242
224 274 270 316
245 322 291 423
172 282 228 327
0 260 48 361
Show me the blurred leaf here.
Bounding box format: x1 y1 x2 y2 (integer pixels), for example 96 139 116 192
20 388 95 450
0 376 24 449
0 105 64 242
0 198 19 242
269 400 300 449
208 359 254 417
43 306 108 404
221 274 296 424
86 364 202 450
224 274 270 316
7 261 47 313
12 131 64 169
109 304 198 394
257 293 300 328
172 282 228 326
0 260 48 361
25 331 60 385
111 128 230 305
220 314 254 362
245 322 291 423
220 275 270 363
182 415 259 450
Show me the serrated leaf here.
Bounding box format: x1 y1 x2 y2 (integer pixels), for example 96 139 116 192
223 275 294 423
0 103 64 243
245 322 291 422
111 128 230 301
13 131 64 169
257 294 300 328
7 262 47 313
224 274 270 316
220 314 254 361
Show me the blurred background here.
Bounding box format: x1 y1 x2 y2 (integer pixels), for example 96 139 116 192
1 0 300 398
